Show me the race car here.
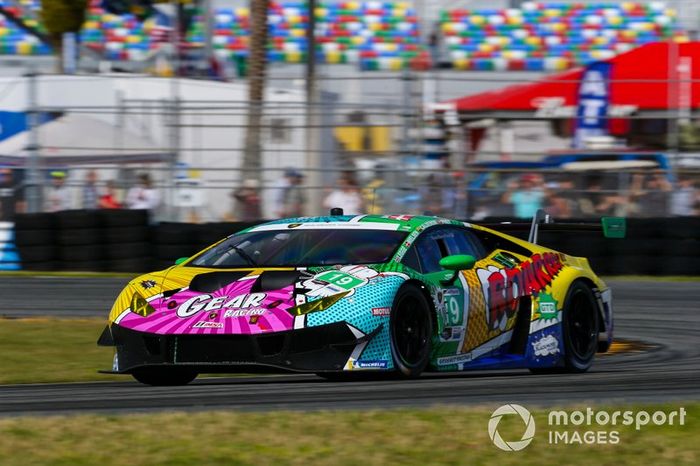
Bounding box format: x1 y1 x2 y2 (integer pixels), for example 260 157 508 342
98 211 624 385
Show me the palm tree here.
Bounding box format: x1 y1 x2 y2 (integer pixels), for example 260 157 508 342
242 0 269 182
40 0 87 73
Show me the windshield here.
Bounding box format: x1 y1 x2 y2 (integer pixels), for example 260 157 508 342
188 228 408 268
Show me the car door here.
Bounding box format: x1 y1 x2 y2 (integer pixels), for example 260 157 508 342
408 226 485 353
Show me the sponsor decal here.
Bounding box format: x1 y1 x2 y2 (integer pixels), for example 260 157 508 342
371 306 391 317
192 321 223 329
386 215 414 221
477 252 564 332
177 292 267 318
440 326 464 342
352 359 389 369
535 293 559 320
287 223 302 229
301 266 377 298
140 279 157 290
224 308 266 318
433 287 463 327
437 353 473 366
532 334 560 357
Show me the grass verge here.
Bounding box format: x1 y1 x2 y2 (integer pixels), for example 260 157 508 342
0 403 697 465
0 318 120 384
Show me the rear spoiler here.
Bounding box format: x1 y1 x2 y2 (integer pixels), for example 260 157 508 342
480 209 626 245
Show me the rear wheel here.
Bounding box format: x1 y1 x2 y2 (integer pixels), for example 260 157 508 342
530 281 599 374
390 284 433 377
131 367 198 386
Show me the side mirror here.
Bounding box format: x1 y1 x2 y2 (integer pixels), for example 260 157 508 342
438 255 477 286
439 254 476 271
175 257 189 266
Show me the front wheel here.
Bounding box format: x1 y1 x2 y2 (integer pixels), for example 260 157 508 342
390 284 433 378
131 367 198 386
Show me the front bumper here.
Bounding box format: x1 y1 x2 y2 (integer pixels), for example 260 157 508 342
99 322 379 373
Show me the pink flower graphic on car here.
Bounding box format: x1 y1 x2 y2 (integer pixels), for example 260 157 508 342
120 278 295 335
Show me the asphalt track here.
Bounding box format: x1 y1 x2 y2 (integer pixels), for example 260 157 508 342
0 278 698 415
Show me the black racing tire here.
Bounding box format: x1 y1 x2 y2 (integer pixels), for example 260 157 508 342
58 244 104 262
57 228 101 246
106 257 152 273
60 259 105 272
155 223 197 245
156 243 200 261
389 283 433 378
16 245 56 262
131 367 198 386
14 229 55 247
104 242 150 260
14 213 55 231
531 281 599 374
56 210 99 229
104 226 150 244
99 209 149 228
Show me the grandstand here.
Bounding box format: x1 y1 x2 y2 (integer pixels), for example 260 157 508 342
0 1 694 71
0 0 49 56
440 1 689 71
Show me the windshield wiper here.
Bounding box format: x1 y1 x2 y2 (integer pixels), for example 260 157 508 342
227 244 257 266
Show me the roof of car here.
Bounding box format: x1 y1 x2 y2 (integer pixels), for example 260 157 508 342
248 214 463 233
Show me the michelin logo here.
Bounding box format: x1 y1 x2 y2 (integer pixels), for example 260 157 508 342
351 360 389 369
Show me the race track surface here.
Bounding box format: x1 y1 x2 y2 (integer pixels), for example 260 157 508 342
0 279 698 415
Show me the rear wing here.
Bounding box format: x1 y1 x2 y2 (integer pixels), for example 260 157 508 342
481 209 626 245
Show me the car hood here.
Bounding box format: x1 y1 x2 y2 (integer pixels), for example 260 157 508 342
110 264 389 335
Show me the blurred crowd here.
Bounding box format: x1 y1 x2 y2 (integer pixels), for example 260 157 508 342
1 166 699 222
0 169 160 220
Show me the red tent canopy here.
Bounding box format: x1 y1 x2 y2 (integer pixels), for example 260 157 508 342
450 42 700 114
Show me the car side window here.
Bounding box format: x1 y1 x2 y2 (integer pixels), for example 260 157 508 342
413 227 484 273
400 245 422 273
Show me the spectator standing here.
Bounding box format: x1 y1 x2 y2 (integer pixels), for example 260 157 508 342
323 173 365 215
280 171 305 217
631 172 672 217
99 180 122 209
670 176 698 216
274 168 296 217
501 173 545 218
82 170 99 209
544 182 572 218
126 173 160 211
231 179 262 221
0 168 25 220
45 171 72 212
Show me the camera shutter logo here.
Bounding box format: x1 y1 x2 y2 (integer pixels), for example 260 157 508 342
488 404 536 451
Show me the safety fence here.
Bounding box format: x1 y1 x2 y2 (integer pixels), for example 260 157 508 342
3 166 699 222
10 210 700 275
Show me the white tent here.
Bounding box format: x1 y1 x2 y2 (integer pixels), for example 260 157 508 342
0 114 167 166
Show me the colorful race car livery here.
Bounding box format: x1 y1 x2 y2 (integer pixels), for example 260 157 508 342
98 214 617 385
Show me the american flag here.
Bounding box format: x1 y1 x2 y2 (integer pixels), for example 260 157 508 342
149 11 173 44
